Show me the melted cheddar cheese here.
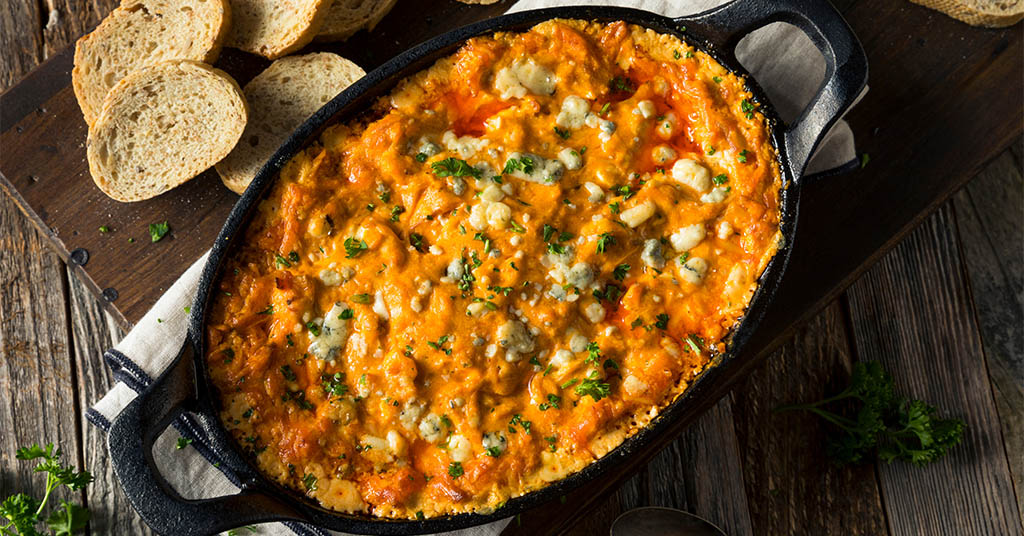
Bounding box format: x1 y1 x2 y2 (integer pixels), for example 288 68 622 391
206 19 782 519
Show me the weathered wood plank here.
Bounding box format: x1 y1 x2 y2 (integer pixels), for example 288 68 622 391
730 301 889 535
614 399 754 535
528 398 752 536
39 1 120 58
846 204 1022 535
952 145 1024 517
0 193 83 514
66 268 151 535
0 0 42 89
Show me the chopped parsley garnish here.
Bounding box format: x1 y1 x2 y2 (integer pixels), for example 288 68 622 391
280 365 297 382
575 372 611 401
415 152 428 163
542 224 556 242
712 76 723 83
390 205 406 222
509 219 526 233
655 313 670 330
428 335 452 355
592 284 622 303
712 174 729 185
351 293 372 304
685 334 704 355
410 232 426 252
432 157 482 178
275 254 292 268
673 50 681 60
258 305 274 315
685 51 695 58
547 243 566 255
609 201 621 214
473 232 492 253
305 321 320 337
303 473 317 491
741 99 756 119
706 146 716 155
175 437 192 449
600 102 611 115
738 149 750 163
596 232 615 254
612 184 636 200
503 155 536 175
545 435 558 452
338 308 353 319
539 393 562 411
613 263 630 281
554 126 571 139
585 342 602 365
322 372 348 397
344 237 368 258
448 462 464 478
609 76 634 92
99 225 110 233
560 378 579 389
148 221 170 242
485 446 503 457
509 414 532 435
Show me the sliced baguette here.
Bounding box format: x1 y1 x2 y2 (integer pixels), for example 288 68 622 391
314 0 397 42
87 60 248 202
225 0 332 59
215 52 365 194
72 0 231 126
910 0 1023 27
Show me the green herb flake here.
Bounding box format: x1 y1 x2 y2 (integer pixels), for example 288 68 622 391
448 462 464 478
148 221 170 242
344 237 369 258
432 157 482 178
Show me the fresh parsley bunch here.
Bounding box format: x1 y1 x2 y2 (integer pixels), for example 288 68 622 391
1 444 93 536
776 361 966 466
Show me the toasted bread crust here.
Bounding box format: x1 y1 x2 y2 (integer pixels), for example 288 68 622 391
910 0 1023 27
216 52 365 194
314 0 398 42
72 0 231 125
87 60 248 202
225 0 332 59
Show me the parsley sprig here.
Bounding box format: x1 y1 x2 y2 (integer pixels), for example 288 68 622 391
2 443 93 536
776 362 966 466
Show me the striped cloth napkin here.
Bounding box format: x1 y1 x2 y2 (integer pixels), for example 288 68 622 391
88 1 863 534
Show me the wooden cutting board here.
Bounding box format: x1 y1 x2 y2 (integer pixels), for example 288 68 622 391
1 0 1021 534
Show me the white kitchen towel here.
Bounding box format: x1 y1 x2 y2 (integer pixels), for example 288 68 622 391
87 1 865 535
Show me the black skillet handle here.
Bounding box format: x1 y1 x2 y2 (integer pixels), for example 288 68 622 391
685 0 868 178
107 342 299 535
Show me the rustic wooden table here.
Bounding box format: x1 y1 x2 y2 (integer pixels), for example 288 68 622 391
1 1 1021 535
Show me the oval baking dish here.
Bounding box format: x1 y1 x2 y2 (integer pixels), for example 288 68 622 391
107 1 867 534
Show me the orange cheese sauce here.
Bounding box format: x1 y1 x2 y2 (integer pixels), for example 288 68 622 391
205 19 781 519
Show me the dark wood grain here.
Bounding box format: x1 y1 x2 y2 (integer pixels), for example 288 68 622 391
0 193 84 515
66 269 151 534
730 301 889 535
846 204 1022 535
951 147 1024 519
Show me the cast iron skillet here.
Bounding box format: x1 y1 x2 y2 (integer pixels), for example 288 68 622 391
108 1 867 534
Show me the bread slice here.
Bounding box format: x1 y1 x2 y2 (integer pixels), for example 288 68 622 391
87 60 248 202
910 0 1023 27
72 0 231 126
215 52 365 194
314 0 397 42
225 0 332 59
